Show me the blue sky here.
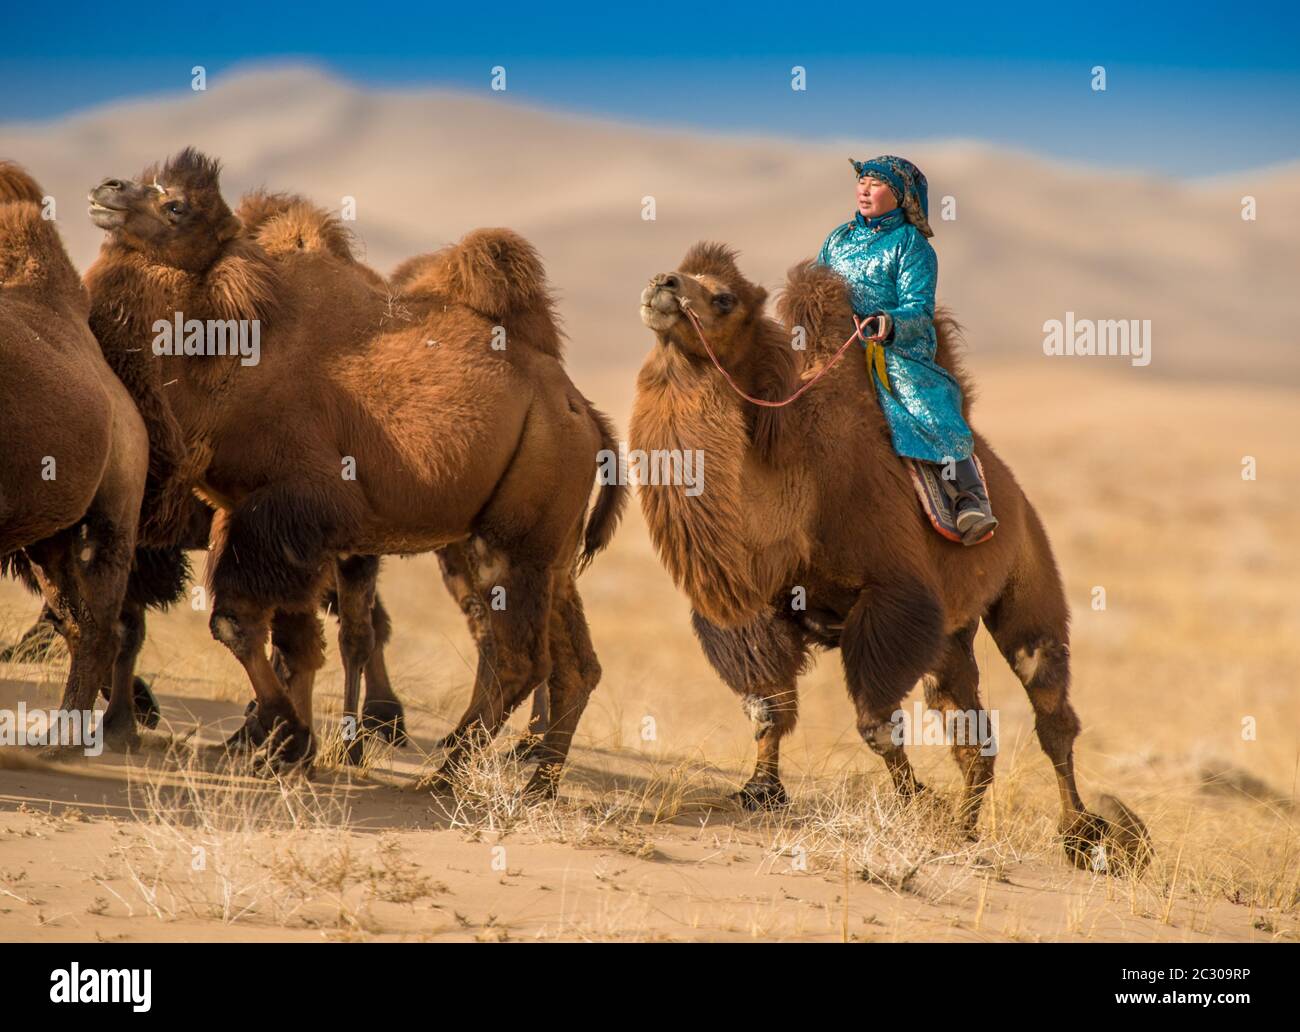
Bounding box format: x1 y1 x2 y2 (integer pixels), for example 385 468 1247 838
3 1 1298 175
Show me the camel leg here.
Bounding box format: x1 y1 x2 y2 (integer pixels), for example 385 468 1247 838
433 543 499 746
211 601 315 768
982 523 1150 874
690 608 806 810
433 552 553 786
114 544 191 730
923 621 996 838
840 579 945 801
269 609 324 729
101 599 147 741
27 519 131 751
982 600 1100 865
359 592 407 745
334 555 377 764
522 574 600 799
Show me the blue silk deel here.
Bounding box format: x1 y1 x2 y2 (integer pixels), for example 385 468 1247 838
816 207 973 463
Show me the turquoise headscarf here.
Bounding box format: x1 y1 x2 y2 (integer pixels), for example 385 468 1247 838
849 155 933 238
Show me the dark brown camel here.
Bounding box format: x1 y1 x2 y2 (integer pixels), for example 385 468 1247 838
629 242 1150 873
85 150 624 794
0 160 149 744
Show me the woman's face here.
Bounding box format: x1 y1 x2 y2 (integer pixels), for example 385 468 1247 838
856 175 897 218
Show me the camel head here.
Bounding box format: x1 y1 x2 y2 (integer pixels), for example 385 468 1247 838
640 241 771 363
639 242 800 465
89 147 240 272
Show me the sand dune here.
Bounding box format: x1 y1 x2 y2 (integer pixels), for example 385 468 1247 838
3 64 1296 383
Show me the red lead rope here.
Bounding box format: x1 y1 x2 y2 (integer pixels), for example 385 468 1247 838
679 301 880 409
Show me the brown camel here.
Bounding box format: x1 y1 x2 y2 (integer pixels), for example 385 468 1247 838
629 242 1150 873
85 150 625 794
4 191 407 751
0 160 149 742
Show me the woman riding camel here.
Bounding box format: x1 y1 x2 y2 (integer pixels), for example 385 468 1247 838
816 154 996 544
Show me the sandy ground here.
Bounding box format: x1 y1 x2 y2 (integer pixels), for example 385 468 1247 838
1 365 1296 942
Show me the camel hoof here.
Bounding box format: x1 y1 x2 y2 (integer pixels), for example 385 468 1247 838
1063 796 1153 876
252 718 315 775
733 778 789 811
342 734 365 766
100 712 141 753
224 703 263 753
361 699 408 746
422 766 458 795
522 766 561 803
509 734 544 763
131 677 162 730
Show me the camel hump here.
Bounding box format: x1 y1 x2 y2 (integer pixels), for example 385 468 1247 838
237 189 358 263
778 260 855 351
394 228 563 357
0 161 44 205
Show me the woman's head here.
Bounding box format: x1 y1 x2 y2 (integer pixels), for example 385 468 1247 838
848 155 934 237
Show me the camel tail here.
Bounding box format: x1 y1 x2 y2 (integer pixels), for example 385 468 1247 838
577 400 628 575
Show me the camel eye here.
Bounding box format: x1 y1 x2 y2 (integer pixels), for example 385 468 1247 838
713 293 736 314
163 201 186 217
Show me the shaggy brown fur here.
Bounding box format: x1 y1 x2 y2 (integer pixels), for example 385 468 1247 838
85 150 625 794
629 243 1150 874
0 161 149 742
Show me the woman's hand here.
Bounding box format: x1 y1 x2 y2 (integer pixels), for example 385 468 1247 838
865 312 893 342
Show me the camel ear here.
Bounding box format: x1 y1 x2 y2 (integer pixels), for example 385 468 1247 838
751 285 769 311
217 213 243 243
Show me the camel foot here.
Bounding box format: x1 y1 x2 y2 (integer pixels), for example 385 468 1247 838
509 733 544 763
422 765 458 795
1062 796 1153 876
522 764 561 803
361 698 408 746
341 733 365 767
131 677 162 730
733 778 789 811
251 715 315 775
223 701 262 753
99 709 141 753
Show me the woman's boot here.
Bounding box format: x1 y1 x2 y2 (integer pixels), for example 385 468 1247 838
952 457 997 545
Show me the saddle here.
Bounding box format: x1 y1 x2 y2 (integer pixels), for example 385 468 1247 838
907 454 994 545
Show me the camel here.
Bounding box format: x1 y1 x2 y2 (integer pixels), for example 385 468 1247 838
0 160 151 742
3 188 408 750
84 149 625 794
629 242 1150 873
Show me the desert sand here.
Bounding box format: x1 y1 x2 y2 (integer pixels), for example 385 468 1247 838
0 68 1296 942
